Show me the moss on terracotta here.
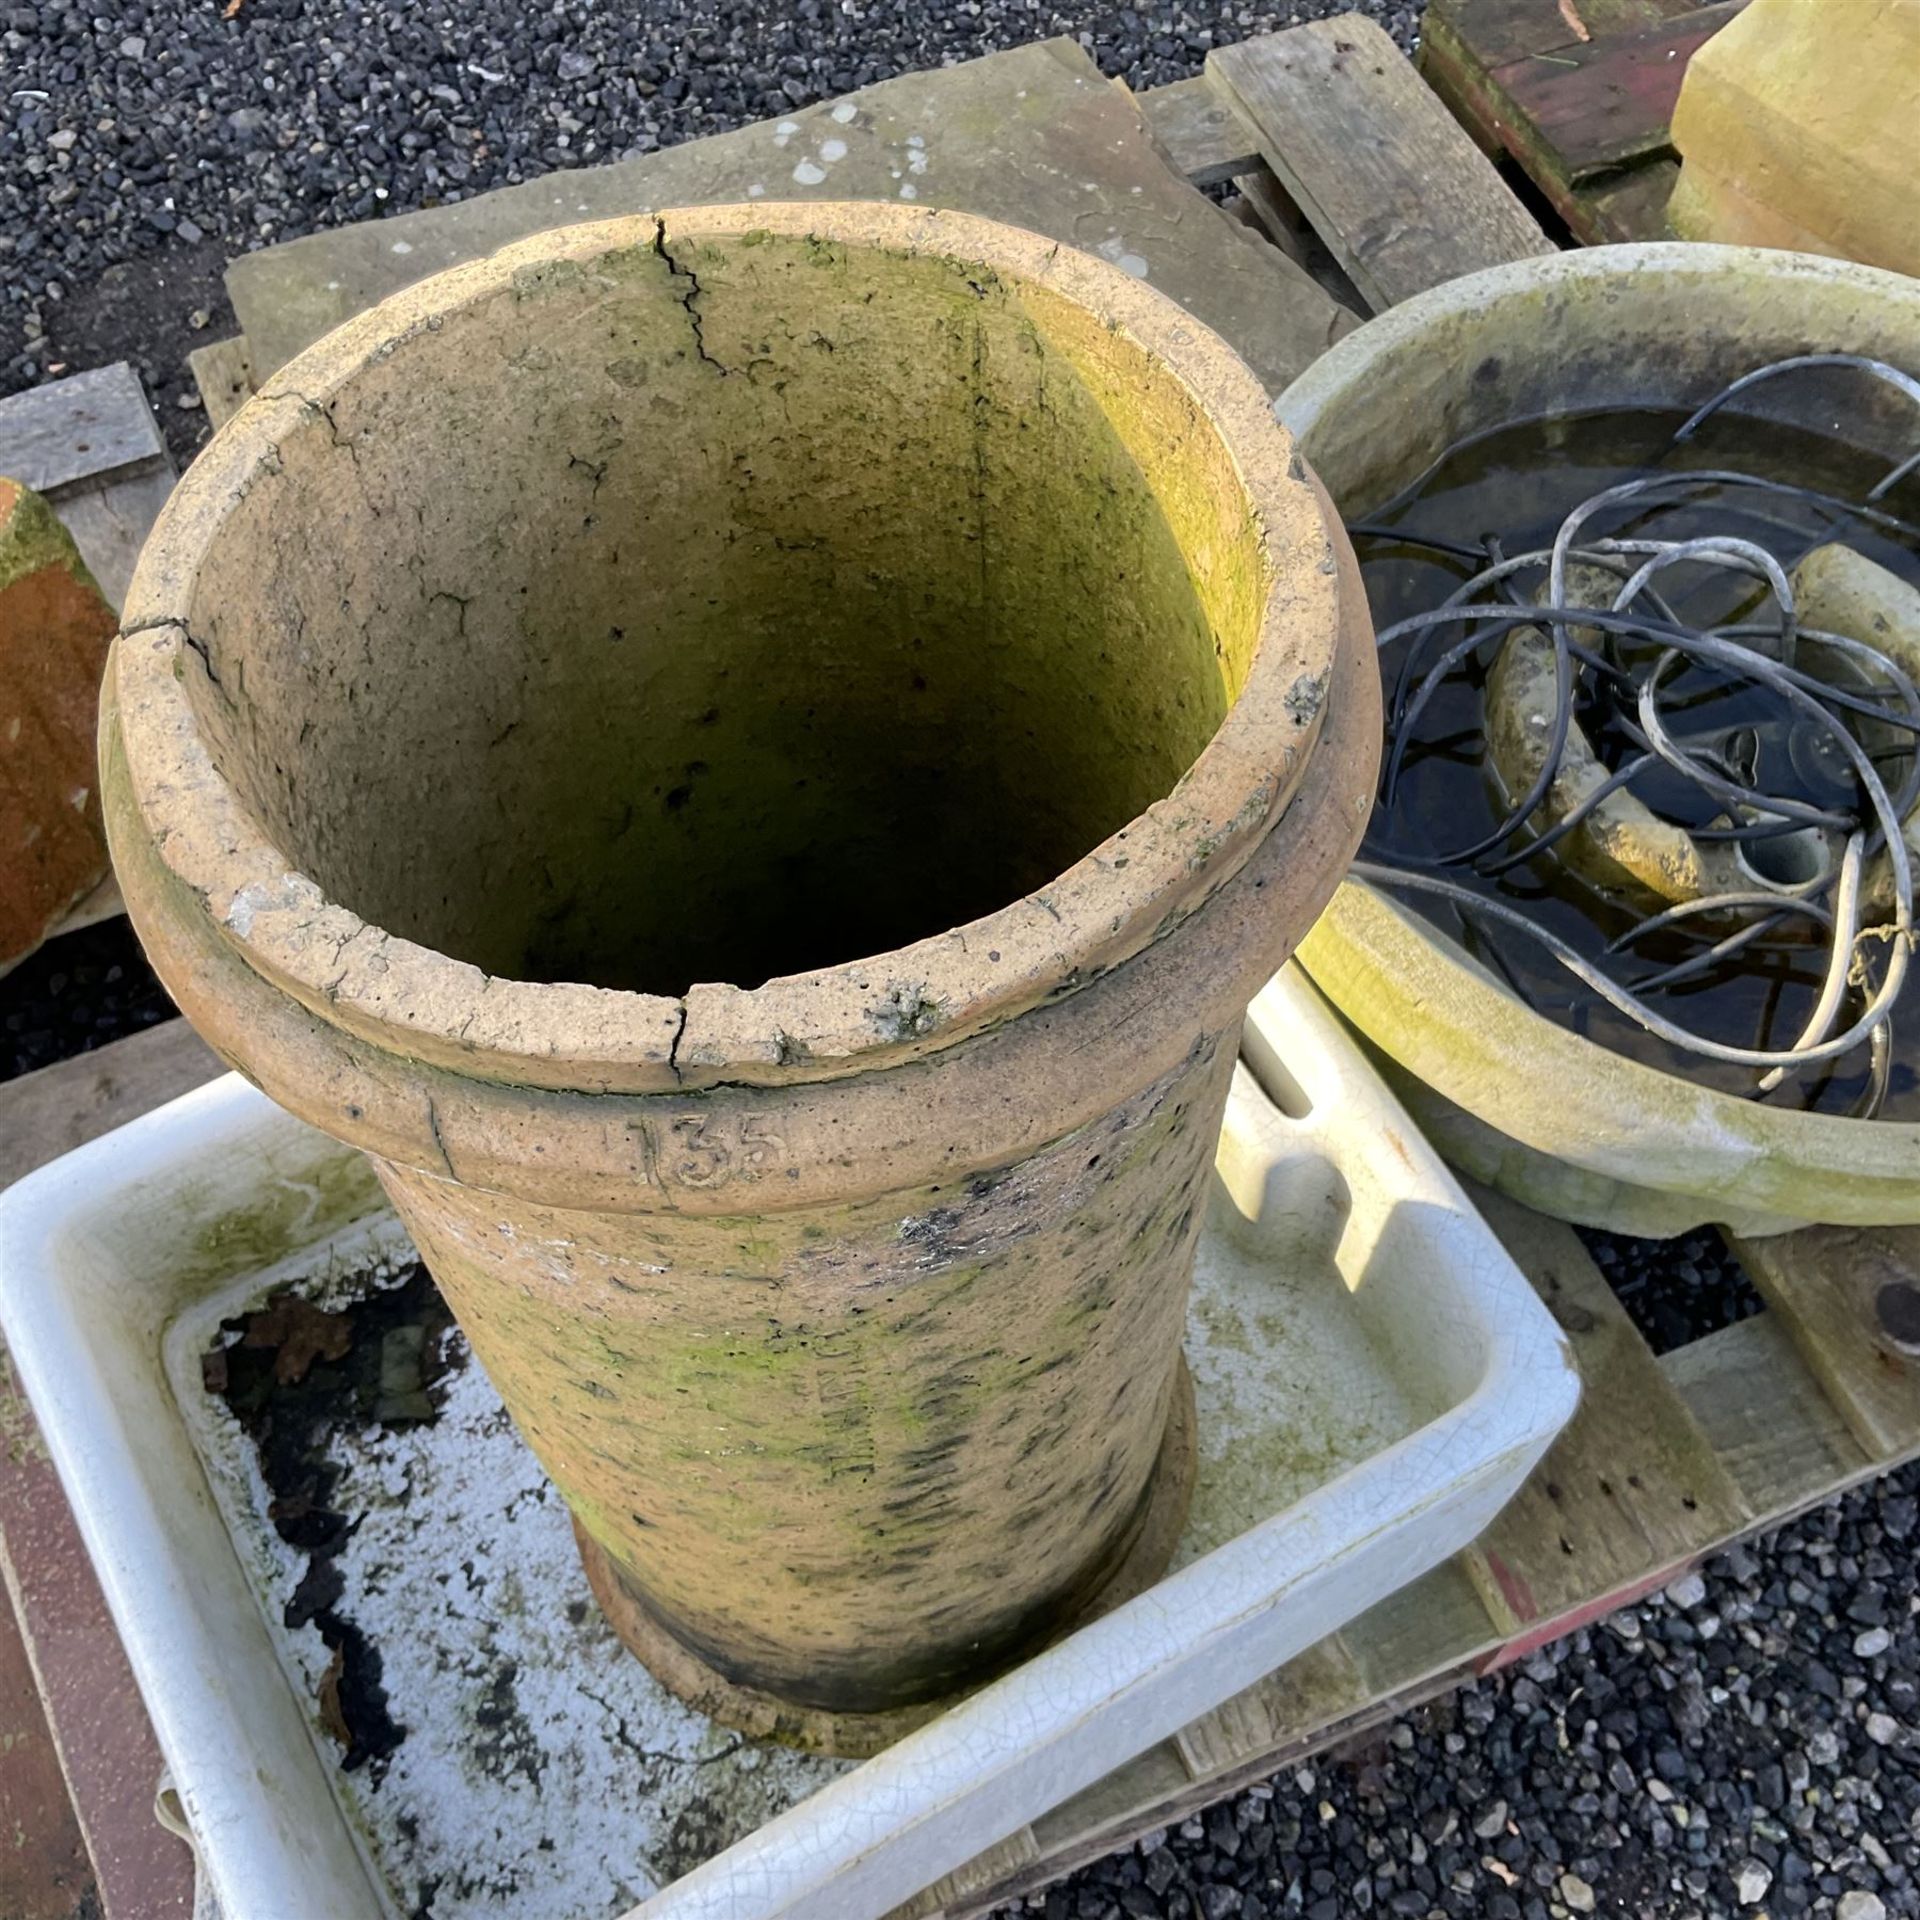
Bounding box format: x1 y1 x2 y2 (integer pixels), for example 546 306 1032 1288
379 1033 1228 1711
106 205 1378 1740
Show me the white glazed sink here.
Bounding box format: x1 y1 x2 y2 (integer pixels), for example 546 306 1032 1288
0 964 1577 1920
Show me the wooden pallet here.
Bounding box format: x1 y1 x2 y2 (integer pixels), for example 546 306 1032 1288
917 1210 1909 1919
1419 0 1746 243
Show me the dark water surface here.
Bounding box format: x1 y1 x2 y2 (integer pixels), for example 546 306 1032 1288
1353 407 1920 1118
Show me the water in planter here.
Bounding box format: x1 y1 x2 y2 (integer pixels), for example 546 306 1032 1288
1352 395 1920 1118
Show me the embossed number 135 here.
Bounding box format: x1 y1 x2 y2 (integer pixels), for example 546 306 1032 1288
666 1114 786 1189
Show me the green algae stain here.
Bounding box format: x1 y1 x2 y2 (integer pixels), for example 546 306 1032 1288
168 1150 387 1293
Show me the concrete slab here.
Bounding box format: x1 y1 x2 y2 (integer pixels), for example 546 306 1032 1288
228 38 1355 395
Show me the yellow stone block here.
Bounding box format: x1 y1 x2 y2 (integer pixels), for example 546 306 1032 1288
1669 0 1920 277
1668 164 1843 260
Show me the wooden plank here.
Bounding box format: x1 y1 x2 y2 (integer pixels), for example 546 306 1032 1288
1572 157 1679 241
1230 173 1370 312
1421 2 1717 245
883 1827 1039 1920
45 464 174 611
1418 9 1553 191
1176 1634 1363 1777
1462 1185 1749 1634
189 336 257 431
1209 15 1552 313
1027 1740 1192 1856
0 1566 95 1920
1175 1556 1500 1780
1341 1556 1500 1691
0 1455 197 1920
1135 74 1265 187
1662 1311 1875 1518
1728 1225 1920 1463
1491 2 1742 180
1230 169 1316 269
1423 0 1702 74
0 362 176 610
0 1021 221 1194
0 366 164 499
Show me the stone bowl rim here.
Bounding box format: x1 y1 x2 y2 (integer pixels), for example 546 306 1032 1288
1283 240 1920 1228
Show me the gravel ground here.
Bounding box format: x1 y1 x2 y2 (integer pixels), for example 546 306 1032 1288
2 0 1418 462
1017 1473 1920 1920
10 3 1920 1916
1579 1227 1766 1357
0 916 175 1083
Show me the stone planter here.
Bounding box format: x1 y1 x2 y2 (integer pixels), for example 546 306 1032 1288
104 206 1378 1750
1276 243 1920 1240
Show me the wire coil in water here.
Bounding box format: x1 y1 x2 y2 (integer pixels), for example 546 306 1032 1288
1355 356 1920 1112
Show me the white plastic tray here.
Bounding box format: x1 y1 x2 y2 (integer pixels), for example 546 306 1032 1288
0 965 1576 1920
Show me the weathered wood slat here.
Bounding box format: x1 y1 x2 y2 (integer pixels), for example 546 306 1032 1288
0 1021 215 1913
1420 0 1732 242
44 463 174 611
1176 1634 1364 1778
1209 15 1552 312
1728 1226 1920 1464
1134 74 1264 187
0 366 164 498
0 1020 220 1194
1490 1 1742 180
0 1555 97 1920
1229 173 1369 312
1422 0 1702 73
1573 158 1680 241
1462 1185 1749 1634
884 1827 1040 1920
0 364 176 611
1027 1740 1193 1857
188 336 257 430
1662 1312 1874 1517
1177 1556 1503 1780
1342 1557 1499 1690
1230 170 1315 270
